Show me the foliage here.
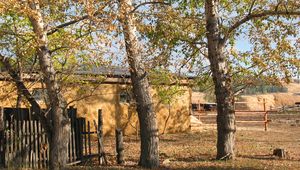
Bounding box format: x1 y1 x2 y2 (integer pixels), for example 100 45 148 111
147 1 300 86
0 0 116 105
150 68 185 104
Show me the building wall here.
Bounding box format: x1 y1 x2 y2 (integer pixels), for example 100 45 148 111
0 80 191 135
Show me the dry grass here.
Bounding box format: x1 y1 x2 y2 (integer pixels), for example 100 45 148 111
67 114 300 170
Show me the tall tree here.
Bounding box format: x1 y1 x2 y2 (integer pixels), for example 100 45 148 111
0 0 111 168
149 0 300 160
118 0 160 168
28 1 70 168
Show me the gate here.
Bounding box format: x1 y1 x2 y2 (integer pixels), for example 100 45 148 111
0 107 104 168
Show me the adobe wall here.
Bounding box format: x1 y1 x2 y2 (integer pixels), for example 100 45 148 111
0 81 191 135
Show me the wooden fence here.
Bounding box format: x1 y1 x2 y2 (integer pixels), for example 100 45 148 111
192 99 272 131
0 107 104 168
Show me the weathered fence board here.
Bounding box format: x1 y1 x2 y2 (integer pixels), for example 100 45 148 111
0 107 105 168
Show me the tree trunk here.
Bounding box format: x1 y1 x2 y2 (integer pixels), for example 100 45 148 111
15 60 22 108
205 0 236 160
119 0 159 168
28 1 70 169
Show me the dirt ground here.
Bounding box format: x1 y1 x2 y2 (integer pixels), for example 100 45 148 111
69 113 300 170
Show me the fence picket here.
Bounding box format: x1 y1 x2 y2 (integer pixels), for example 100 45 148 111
13 120 16 165
84 119 87 156
1 107 103 168
88 121 91 156
5 121 8 167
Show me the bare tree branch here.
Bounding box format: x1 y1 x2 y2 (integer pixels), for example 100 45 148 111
225 9 300 40
248 0 256 15
47 15 90 35
46 1 112 35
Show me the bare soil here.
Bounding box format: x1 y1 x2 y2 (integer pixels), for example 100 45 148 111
66 112 300 170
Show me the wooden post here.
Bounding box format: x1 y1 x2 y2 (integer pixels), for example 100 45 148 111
96 109 107 165
98 110 103 139
115 129 124 164
263 99 268 131
264 112 268 131
0 107 5 167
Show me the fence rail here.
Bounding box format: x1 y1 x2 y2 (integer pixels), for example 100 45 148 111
192 99 273 131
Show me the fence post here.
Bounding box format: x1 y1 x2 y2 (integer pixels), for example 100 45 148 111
0 107 5 167
263 99 268 131
97 109 107 165
115 129 124 164
98 109 103 138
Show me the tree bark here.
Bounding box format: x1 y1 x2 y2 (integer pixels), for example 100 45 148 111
15 60 22 108
119 0 159 168
205 0 236 160
28 1 70 169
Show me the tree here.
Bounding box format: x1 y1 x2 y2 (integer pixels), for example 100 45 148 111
28 1 71 168
0 1 110 168
149 0 300 160
118 0 160 167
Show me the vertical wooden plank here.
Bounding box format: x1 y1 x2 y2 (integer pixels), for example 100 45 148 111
98 110 103 136
30 120 34 168
71 120 75 162
72 127 76 161
32 120 35 168
25 120 29 168
264 112 268 131
68 119 71 163
9 120 13 167
36 120 41 168
98 109 103 149
41 125 47 168
13 119 17 165
21 120 26 167
72 107 77 162
74 118 79 159
78 118 84 160
84 119 87 156
97 109 105 164
17 120 22 167
15 119 19 166
115 129 125 164
35 120 38 168
70 117 74 162
40 127 44 168
0 107 5 168
17 120 21 166
87 121 91 156
94 120 101 164
5 121 9 168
